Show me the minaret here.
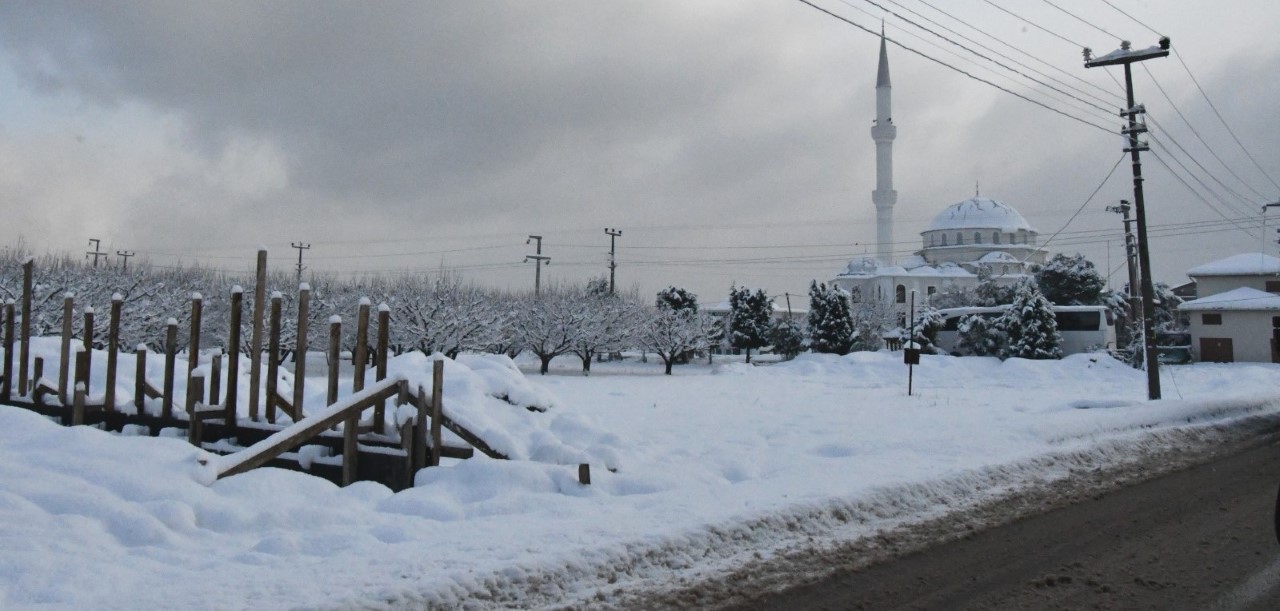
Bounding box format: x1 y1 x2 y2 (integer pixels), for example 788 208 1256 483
871 28 897 265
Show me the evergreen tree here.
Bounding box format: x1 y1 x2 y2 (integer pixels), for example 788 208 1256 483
1034 253 1106 305
909 305 944 354
656 286 698 313
957 313 1004 356
806 280 854 355
770 318 805 360
729 284 771 363
974 267 1015 306
1000 279 1062 360
850 298 895 351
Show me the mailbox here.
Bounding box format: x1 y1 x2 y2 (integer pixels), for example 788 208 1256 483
903 348 921 365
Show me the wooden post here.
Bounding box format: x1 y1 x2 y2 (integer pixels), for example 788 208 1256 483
342 410 359 486
187 374 204 446
163 318 178 419
209 354 222 406
327 317 341 406
105 295 122 413
2 300 14 403
225 287 243 426
74 345 89 396
293 283 310 420
266 292 282 424
72 382 86 427
59 293 74 405
33 357 43 391
415 387 428 471
352 299 370 394
188 293 202 372
374 303 389 434
431 360 443 468
81 306 94 393
134 345 146 413
18 258 32 397
249 248 267 421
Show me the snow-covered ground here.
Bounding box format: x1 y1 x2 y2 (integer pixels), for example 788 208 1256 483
2 346 1278 609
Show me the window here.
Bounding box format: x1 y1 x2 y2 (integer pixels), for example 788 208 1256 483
1202 313 1222 325
974 232 982 244
1055 311 1101 331
956 232 964 245
927 286 937 296
941 234 948 246
896 285 906 303
993 232 1000 244
929 234 935 247
1266 281 1280 294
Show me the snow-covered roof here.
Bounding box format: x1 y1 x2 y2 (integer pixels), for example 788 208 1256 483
1185 253 1280 277
1178 287 1280 311
977 251 1020 264
923 197 1036 233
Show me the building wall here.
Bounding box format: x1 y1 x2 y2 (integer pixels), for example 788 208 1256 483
1193 275 1280 297
1187 309 1278 363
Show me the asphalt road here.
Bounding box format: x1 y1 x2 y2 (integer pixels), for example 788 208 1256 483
744 438 1280 610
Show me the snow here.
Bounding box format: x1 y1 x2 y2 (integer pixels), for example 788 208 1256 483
1 346 1279 608
83 306 94 315
192 292 203 301
923 197 1036 233
1186 252 1280 277
1179 286 1280 311
299 282 311 291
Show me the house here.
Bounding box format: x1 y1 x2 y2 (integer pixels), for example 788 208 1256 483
1179 287 1280 363
1185 253 1280 297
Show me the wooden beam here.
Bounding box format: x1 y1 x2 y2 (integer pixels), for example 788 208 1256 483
105 295 121 413
266 293 282 424
293 283 310 422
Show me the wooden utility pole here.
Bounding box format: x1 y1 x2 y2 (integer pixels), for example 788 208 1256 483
115 250 135 271
605 228 622 294
524 235 549 296
85 239 108 268
1106 200 1140 332
1085 37 1169 400
291 242 310 282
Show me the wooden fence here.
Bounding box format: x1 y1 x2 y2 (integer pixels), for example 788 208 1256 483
0 251 502 491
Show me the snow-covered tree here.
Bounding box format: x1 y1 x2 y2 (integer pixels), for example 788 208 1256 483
957 313 1004 357
974 267 1015 306
850 298 895 352
1000 279 1062 360
770 318 804 360
909 305 945 354
638 307 713 375
656 286 699 313
807 281 854 355
1034 253 1106 305
570 282 639 374
515 288 589 375
929 284 976 309
728 285 771 363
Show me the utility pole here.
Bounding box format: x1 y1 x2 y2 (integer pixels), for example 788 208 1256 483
115 250 135 271
85 238 108 268
524 235 550 296
291 242 311 282
605 228 622 294
1265 202 1280 254
1085 36 1170 400
1105 200 1140 323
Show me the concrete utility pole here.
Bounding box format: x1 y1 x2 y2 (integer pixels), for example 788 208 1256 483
115 250 135 271
524 235 550 296
1085 36 1170 400
605 228 622 294
85 239 108 268
1265 202 1280 253
291 242 311 282
1105 200 1140 324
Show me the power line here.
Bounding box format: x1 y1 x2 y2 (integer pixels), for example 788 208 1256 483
982 0 1084 48
858 0 1117 118
793 0 1115 133
1036 154 1125 253
1096 0 1164 38
1039 0 1123 44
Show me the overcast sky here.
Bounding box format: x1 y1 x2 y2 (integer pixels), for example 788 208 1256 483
3 1 1278 303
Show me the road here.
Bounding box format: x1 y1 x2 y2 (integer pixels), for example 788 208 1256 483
742 437 1280 610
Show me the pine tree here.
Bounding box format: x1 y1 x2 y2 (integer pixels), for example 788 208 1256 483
910 305 944 354
975 267 1015 306
957 313 1004 356
1034 253 1106 305
729 284 771 363
770 318 805 360
656 286 698 313
806 280 854 355
1000 279 1062 360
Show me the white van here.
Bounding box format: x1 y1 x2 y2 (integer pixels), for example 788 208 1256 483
934 305 1115 356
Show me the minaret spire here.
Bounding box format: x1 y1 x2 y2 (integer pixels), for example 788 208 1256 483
871 27 897 265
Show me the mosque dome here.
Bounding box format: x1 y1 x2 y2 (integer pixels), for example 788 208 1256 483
923 197 1036 233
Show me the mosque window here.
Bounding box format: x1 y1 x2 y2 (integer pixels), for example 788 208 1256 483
993 232 1000 244
974 232 982 244
956 232 964 245
941 234 947 246
929 234 935 247
896 285 906 303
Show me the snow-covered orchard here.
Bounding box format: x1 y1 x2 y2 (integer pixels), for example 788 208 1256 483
2 346 1278 608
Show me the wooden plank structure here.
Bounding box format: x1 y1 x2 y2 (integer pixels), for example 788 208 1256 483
0 253 497 491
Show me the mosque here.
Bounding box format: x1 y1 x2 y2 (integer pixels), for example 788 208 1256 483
830 32 1047 309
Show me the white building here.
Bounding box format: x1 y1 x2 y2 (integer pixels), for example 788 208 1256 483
829 31 1046 314
1178 253 1280 363
1179 287 1280 363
